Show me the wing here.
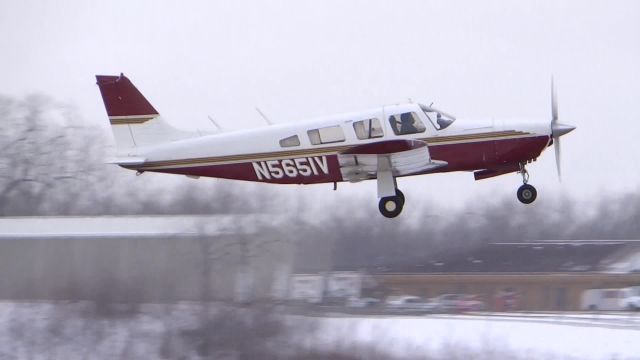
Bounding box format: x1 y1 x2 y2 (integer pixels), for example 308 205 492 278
338 139 447 197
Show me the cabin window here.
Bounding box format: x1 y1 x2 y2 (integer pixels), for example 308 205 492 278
279 135 300 148
388 112 426 135
353 118 383 140
308 125 345 145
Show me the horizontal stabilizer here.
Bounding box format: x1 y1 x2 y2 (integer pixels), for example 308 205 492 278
107 157 147 166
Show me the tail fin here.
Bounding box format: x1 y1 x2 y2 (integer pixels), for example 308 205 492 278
96 73 196 152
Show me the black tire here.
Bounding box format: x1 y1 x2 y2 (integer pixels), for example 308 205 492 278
395 189 405 207
517 184 537 204
379 196 403 218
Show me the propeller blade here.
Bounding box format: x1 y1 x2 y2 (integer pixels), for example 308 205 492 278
554 138 561 181
548 78 575 182
551 77 558 123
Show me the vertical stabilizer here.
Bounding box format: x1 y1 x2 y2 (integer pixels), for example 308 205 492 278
96 74 196 152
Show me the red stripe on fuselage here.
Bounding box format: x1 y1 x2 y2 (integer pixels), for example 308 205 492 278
144 155 343 184
131 135 550 184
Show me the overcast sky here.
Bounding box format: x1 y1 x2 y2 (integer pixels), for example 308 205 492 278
2 0 639 213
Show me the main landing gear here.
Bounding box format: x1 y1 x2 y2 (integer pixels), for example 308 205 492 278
376 156 406 218
517 163 537 204
379 189 405 218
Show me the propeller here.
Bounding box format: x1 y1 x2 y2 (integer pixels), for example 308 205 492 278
549 78 576 181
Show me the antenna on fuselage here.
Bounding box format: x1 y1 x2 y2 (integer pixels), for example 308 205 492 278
255 107 273 126
207 115 223 131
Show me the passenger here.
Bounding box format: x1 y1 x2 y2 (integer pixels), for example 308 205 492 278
399 113 417 134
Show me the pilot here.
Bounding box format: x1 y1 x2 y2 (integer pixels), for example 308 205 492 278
436 113 447 129
399 113 418 134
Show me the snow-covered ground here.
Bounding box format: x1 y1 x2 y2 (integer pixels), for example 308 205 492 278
308 313 640 359
0 302 638 359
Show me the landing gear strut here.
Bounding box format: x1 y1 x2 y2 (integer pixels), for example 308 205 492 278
379 188 404 218
517 163 537 204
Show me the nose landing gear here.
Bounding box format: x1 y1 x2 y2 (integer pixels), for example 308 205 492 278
517 184 537 204
517 164 537 204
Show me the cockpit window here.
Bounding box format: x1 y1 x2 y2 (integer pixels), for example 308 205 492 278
279 135 300 148
388 112 426 135
419 104 456 130
353 118 384 139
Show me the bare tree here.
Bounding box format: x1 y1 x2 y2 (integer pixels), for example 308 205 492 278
0 94 288 216
0 95 109 215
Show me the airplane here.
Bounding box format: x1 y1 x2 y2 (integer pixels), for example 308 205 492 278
96 73 575 218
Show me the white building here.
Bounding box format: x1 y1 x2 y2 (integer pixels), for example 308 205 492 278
326 271 362 299
289 274 325 303
289 271 365 303
0 215 294 303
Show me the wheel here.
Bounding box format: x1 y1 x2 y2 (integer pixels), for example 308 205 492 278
379 195 403 218
395 189 405 207
517 184 537 204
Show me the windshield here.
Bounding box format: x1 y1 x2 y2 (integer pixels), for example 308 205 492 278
419 104 456 130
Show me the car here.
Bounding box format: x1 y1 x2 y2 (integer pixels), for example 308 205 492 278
626 286 640 311
347 297 381 308
582 287 640 311
385 295 441 314
458 294 486 311
430 294 467 313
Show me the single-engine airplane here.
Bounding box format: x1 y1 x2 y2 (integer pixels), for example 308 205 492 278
96 74 575 218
